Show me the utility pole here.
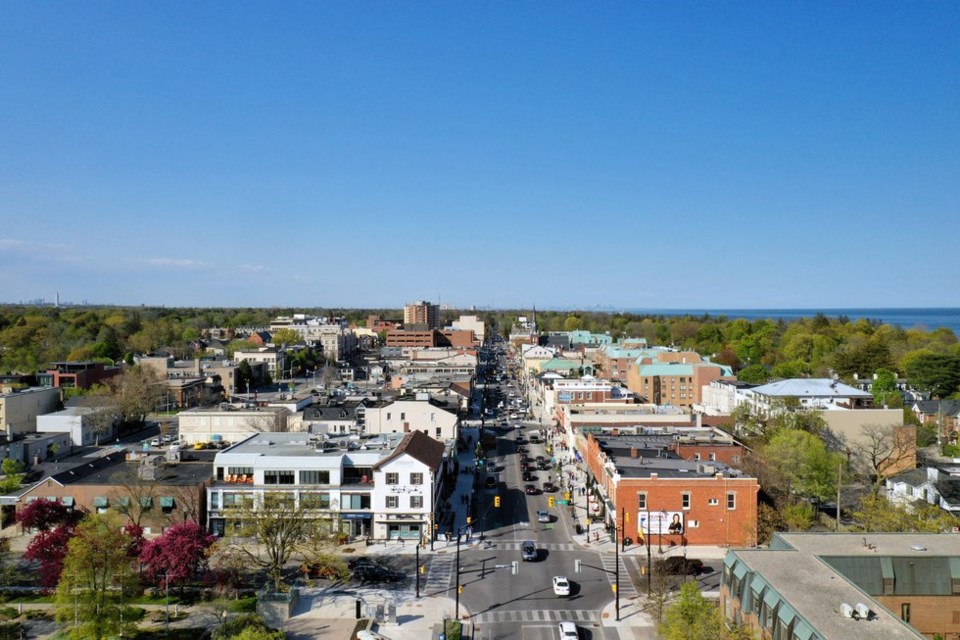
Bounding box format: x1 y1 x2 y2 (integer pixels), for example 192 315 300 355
615 507 622 621
415 542 421 598
837 458 843 532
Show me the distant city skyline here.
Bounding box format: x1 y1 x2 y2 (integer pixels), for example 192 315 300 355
2 3 958 309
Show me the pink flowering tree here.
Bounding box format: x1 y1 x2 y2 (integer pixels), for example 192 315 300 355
139 521 215 592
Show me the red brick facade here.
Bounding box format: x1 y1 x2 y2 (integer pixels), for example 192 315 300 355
583 434 758 547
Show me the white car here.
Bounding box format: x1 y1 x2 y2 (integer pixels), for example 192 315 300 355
356 631 388 640
536 510 550 523
552 575 570 596
149 438 161 447
558 621 579 639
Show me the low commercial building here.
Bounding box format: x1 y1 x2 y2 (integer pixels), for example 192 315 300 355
721 532 960 639
38 361 120 390
177 406 295 445
37 406 117 446
7 451 212 534
582 432 758 547
0 387 60 436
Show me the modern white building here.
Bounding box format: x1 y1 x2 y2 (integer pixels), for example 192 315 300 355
362 399 459 442
450 315 485 343
233 348 285 379
206 430 446 541
36 406 117 446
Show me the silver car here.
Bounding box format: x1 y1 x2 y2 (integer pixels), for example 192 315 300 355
521 540 537 561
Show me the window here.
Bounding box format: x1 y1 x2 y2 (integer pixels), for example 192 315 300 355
300 492 331 509
264 470 295 485
410 473 423 485
708 453 716 461
401 412 406 420
901 603 910 623
387 412 391 420
411 495 423 509
727 492 736 510
210 493 220 509
694 453 701 461
386 496 398 509
732 455 741 464
386 473 399 485
682 492 691 509
638 492 647 510
708 498 719 506
436 428 442 437
299 470 330 485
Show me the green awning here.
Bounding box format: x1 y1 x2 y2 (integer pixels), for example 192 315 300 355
93 497 108 508
763 586 780 609
117 497 131 507
140 497 152 508
777 602 797 626
60 497 74 507
733 562 748 579
723 552 737 569
750 574 768 595
159 497 174 508
792 619 815 640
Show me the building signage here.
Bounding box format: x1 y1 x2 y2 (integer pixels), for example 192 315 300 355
639 511 684 535
341 513 372 520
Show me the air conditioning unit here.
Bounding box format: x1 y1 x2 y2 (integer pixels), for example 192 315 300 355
855 603 871 619
840 603 855 618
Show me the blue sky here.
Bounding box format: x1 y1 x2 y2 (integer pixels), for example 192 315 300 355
1 2 958 310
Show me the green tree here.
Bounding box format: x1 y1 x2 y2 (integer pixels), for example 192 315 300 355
763 429 843 504
270 328 302 347
0 459 24 494
905 353 960 398
831 335 893 378
54 514 139 640
563 315 583 332
109 365 166 428
223 492 317 593
852 494 958 532
871 368 899 406
659 582 724 640
736 364 769 384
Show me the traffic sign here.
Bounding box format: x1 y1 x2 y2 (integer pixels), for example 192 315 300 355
556 499 569 505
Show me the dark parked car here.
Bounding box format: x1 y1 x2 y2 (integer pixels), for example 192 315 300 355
485 476 497 489
655 557 705 575
536 455 545 463
522 472 535 482
355 565 405 583
538 462 551 471
542 482 556 493
517 446 528 453
524 484 540 495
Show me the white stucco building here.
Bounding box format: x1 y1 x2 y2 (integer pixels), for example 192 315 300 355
362 399 459 442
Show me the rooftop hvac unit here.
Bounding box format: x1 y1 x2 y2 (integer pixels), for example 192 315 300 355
855 603 871 619
840 603 855 618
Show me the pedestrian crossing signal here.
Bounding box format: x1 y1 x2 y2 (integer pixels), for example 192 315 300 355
458 584 463 594
494 496 501 508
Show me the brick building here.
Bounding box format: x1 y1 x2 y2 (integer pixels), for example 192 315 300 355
582 432 757 547
626 360 734 407
721 532 958 639
403 300 439 330
39 361 120 390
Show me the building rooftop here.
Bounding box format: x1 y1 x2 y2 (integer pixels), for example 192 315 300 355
728 532 960 639
751 378 873 399
219 431 406 459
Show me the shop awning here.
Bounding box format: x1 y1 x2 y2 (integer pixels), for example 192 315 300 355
117 497 130 507
792 619 815 640
159 497 174 508
140 497 152 508
750 574 768 595
60 497 74 507
733 562 748 580
763 586 780 610
777 602 797 626
93 497 108 508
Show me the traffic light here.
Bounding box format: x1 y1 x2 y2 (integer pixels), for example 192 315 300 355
494 495 501 508
420 565 426 574
458 585 463 594
466 516 472 525
565 491 571 501
548 496 555 508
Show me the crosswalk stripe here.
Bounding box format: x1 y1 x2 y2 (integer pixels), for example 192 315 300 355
472 609 600 624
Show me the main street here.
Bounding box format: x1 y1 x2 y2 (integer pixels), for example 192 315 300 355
453 378 635 639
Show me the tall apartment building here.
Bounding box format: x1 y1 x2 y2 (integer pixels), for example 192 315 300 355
404 300 439 330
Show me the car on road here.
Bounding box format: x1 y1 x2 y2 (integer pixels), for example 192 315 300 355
538 462 551 471
558 622 579 639
536 455 545 463
552 576 571 596
149 438 161 447
353 563 405 583
536 510 550 523
521 540 538 561
485 476 497 489
655 557 705 575
524 484 540 495
516 446 527 453
522 472 535 482
542 482 556 493
357 631 389 640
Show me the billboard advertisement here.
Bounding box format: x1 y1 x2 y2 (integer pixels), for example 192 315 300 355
638 511 684 536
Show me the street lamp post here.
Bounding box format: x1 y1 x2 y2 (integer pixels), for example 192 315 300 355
615 507 622 621
454 523 469 620
415 542 421 598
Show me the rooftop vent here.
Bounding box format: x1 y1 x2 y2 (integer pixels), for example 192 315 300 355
910 544 927 552
840 603 855 618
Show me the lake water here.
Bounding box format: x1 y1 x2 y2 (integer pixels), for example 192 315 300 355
625 308 960 336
